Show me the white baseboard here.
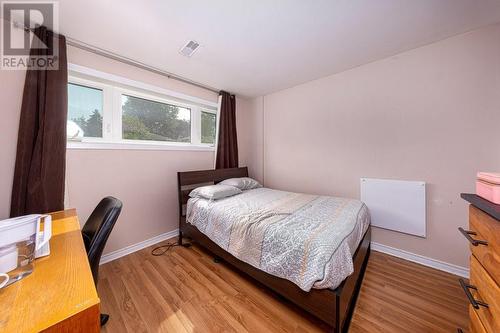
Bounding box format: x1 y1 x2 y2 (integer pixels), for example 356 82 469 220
100 229 179 265
99 231 469 278
371 241 469 278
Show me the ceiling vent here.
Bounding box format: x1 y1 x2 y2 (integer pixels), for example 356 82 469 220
179 40 200 57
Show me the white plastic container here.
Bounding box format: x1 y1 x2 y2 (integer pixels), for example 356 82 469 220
0 215 51 288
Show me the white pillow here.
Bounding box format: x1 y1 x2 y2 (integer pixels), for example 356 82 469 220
218 177 262 190
189 184 242 200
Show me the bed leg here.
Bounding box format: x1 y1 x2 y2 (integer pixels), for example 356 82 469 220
213 256 222 263
179 232 192 248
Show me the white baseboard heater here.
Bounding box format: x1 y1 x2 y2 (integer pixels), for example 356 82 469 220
360 178 426 237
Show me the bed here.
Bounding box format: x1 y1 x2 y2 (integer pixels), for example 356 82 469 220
177 167 371 333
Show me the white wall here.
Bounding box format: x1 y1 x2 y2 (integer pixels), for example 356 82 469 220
237 96 264 183
0 69 26 219
237 24 500 268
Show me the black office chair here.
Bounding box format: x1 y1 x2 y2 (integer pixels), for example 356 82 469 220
82 196 123 327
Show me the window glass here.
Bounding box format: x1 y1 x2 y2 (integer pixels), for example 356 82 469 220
201 111 216 144
122 95 191 142
67 83 103 139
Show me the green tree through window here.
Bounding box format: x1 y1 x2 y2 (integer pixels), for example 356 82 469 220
201 111 216 144
72 109 103 137
68 83 103 138
122 95 191 142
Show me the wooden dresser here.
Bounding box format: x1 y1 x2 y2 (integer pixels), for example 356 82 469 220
459 194 500 333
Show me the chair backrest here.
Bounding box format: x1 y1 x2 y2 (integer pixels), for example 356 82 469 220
82 196 122 284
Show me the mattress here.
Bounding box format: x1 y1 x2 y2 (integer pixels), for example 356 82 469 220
186 187 370 291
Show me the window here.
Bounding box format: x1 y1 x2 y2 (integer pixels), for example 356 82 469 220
122 95 191 142
67 83 103 139
201 111 216 144
66 67 218 150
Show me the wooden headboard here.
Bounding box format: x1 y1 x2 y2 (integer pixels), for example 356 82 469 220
177 167 249 219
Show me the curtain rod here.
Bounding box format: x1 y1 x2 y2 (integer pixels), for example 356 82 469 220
11 20 220 94
66 37 220 94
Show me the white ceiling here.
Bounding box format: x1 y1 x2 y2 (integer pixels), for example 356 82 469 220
31 1 500 96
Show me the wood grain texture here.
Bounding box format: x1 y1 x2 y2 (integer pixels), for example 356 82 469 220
0 210 100 333
469 205 500 286
470 306 488 333
98 239 469 333
49 208 78 221
470 254 499 333
181 219 369 330
41 303 100 333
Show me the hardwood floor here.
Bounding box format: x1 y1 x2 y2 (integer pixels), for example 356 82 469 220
98 239 469 332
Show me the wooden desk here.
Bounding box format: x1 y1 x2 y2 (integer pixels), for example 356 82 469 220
0 209 100 332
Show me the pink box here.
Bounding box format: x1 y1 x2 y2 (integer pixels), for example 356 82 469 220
476 172 500 204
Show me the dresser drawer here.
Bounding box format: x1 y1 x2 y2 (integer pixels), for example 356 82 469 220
470 305 487 333
468 256 500 333
469 206 500 285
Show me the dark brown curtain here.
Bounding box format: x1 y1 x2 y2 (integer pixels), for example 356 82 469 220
216 91 238 169
10 26 68 217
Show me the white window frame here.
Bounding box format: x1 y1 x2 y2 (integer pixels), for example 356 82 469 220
67 64 218 151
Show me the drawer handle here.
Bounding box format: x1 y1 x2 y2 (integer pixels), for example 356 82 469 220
457 329 464 333
459 278 489 309
458 227 488 246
